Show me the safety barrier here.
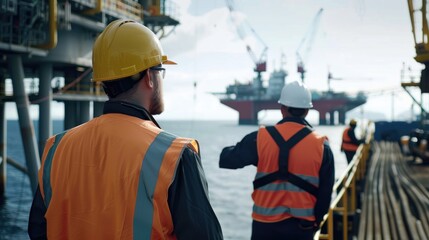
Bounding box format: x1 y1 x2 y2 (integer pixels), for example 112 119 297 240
315 121 375 240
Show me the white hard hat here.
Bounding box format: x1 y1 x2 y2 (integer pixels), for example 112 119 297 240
278 81 313 108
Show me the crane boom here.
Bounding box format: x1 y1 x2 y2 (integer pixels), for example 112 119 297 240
296 8 324 82
226 0 268 73
407 0 429 92
408 0 429 63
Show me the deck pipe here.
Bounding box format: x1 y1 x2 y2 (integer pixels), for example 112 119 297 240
38 64 53 157
36 0 58 50
8 55 40 193
0 76 6 197
84 0 102 15
64 70 77 130
56 2 105 32
0 42 47 56
70 13 105 32
78 73 91 124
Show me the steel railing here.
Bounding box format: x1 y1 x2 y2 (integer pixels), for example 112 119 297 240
315 121 375 240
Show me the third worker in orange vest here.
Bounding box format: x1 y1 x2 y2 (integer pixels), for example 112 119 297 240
341 119 365 164
219 81 335 240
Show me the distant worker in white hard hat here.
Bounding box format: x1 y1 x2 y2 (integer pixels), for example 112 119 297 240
28 19 223 240
219 81 335 240
341 119 365 164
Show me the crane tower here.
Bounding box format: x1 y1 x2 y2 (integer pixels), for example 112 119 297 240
226 0 268 96
296 8 324 82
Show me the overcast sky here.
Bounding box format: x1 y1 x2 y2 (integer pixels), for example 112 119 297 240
6 0 424 124
157 0 423 123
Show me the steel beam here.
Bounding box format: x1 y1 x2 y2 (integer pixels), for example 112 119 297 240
0 74 6 196
38 63 53 157
8 54 40 193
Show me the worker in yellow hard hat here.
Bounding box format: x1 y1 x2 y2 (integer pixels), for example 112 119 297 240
341 119 365 164
219 81 335 240
28 20 223 240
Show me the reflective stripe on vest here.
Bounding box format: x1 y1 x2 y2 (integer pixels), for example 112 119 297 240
255 172 319 192
39 115 198 240
342 127 358 151
253 126 318 196
42 131 67 208
253 205 314 218
253 122 324 222
134 131 176 240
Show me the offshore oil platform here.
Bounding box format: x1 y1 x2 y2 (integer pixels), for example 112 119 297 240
220 5 366 125
0 0 179 195
1 1 429 240
217 69 367 125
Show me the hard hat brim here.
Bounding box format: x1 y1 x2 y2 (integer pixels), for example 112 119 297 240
163 59 177 65
161 55 177 65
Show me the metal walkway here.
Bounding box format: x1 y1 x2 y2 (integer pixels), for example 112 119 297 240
358 141 429 240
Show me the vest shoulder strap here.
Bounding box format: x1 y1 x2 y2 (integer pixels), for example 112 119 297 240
253 126 318 196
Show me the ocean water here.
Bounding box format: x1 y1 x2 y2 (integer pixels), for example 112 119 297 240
0 119 348 240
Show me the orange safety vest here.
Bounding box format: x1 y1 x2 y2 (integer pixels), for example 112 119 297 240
252 122 325 222
341 127 359 151
38 114 199 240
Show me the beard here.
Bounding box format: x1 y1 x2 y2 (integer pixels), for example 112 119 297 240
149 79 164 115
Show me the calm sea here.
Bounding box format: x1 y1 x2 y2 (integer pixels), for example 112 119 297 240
0 119 348 240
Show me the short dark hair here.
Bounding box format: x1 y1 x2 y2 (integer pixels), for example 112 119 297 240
102 71 146 98
287 107 307 117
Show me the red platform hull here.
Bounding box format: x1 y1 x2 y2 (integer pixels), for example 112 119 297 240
220 97 365 125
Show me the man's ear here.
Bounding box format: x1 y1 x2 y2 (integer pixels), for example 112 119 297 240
280 105 287 116
144 72 154 89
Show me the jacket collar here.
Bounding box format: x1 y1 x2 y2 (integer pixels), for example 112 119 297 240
277 117 313 129
102 100 161 128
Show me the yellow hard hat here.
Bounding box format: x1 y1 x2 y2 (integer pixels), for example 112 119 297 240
92 19 176 82
349 119 357 126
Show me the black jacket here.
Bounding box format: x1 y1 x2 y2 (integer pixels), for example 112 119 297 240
28 100 223 240
346 126 364 146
